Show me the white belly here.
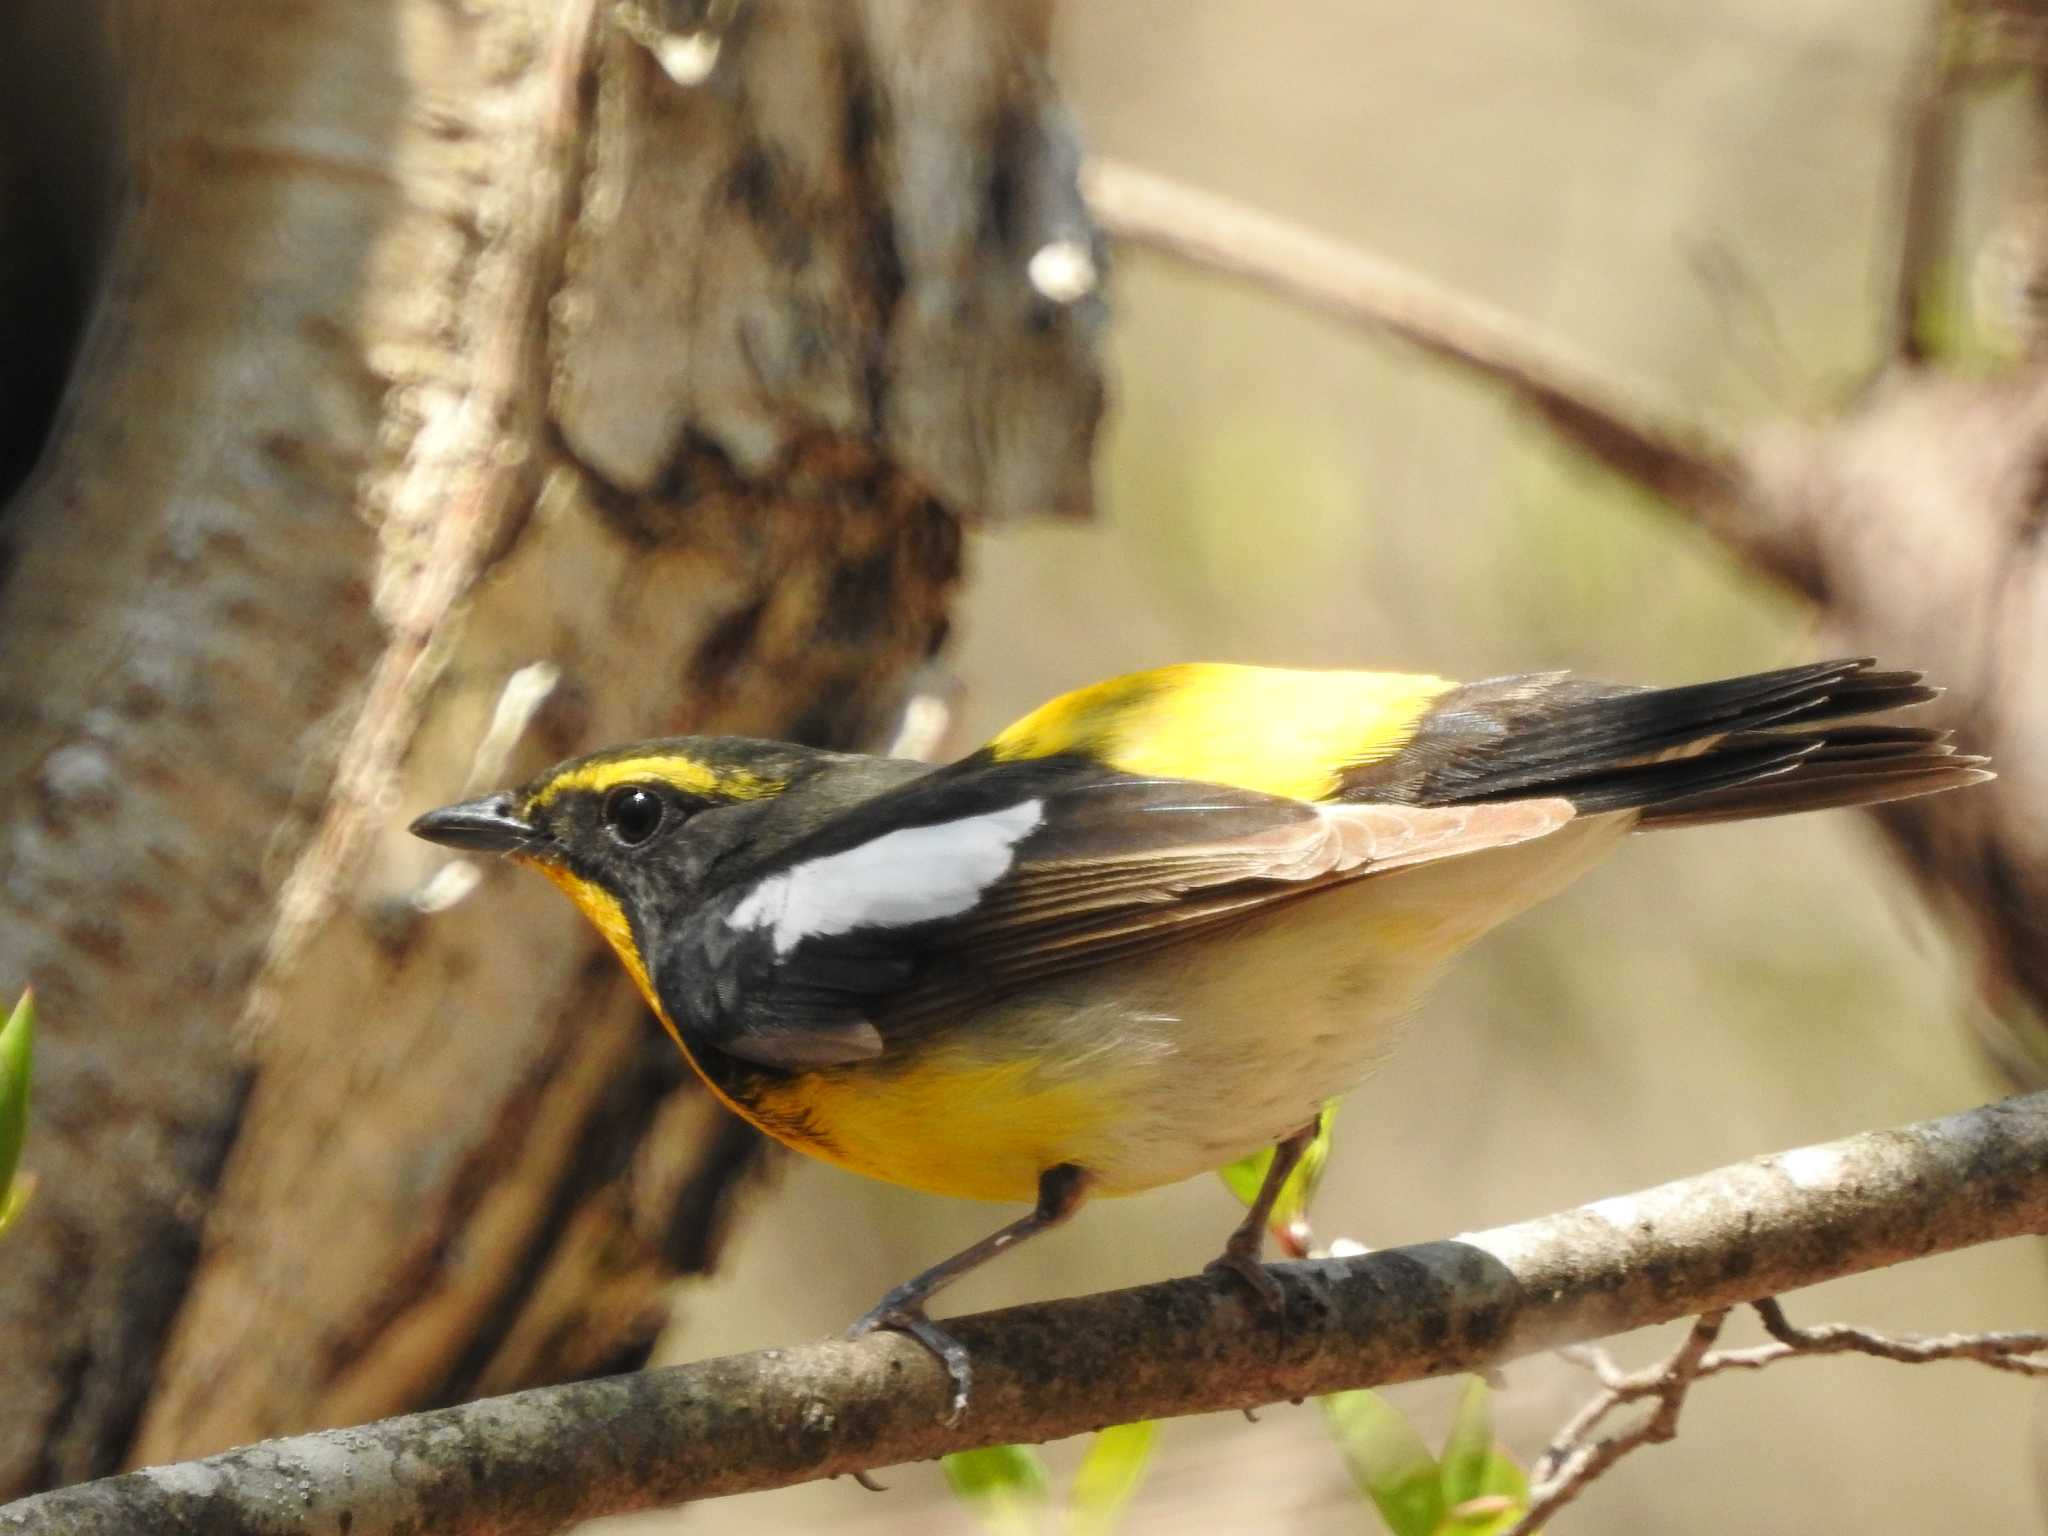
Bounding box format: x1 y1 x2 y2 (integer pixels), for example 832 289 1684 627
985 813 1629 1194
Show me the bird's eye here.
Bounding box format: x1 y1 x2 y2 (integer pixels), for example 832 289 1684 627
602 785 665 846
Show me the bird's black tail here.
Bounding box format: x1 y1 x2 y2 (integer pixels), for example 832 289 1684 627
1341 658 1991 825
1629 717 1990 829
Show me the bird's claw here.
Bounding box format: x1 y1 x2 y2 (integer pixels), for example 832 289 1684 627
849 1297 973 1424
1206 1246 1287 1315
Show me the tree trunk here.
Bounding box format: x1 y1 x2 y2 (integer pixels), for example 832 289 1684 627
0 0 1102 1491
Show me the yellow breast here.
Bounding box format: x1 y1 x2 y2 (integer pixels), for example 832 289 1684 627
748 1052 1125 1204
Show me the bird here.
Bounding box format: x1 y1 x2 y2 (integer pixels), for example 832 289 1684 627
410 657 1989 1417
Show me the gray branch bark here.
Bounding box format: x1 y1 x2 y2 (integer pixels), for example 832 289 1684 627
5 1091 2042 1535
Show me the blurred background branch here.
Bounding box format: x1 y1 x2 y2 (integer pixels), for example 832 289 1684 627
1083 159 1750 540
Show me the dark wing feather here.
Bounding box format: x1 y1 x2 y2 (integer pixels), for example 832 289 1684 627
660 761 1574 1068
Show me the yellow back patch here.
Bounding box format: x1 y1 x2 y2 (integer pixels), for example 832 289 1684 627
988 664 1455 801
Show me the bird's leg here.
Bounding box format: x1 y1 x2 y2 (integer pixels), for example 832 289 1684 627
849 1162 1090 1423
1206 1119 1319 1310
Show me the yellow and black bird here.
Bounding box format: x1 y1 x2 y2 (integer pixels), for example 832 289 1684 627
412 658 1988 1414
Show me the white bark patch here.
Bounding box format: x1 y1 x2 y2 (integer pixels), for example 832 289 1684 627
411 860 482 915
1587 1194 1646 1231
730 799 1045 954
1028 240 1098 304
1778 1143 1849 1189
654 32 721 87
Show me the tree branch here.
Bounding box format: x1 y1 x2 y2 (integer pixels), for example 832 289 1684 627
4 1092 2044 1536
1082 158 1761 545
1888 0 1965 364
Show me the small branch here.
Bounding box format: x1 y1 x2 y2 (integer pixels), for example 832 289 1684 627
1748 1295 2048 1376
1082 158 1760 543
1563 1300 2048 1390
1532 1295 2048 1528
4 1092 2045 1535
1514 1309 1729 1535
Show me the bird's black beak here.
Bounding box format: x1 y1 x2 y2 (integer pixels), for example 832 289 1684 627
409 793 536 855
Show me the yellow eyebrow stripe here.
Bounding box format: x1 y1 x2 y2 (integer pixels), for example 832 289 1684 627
526 755 784 811
987 663 1456 802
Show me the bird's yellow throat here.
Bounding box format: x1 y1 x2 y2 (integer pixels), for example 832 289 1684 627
525 855 1100 1201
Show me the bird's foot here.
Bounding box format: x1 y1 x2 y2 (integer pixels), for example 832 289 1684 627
849 1292 973 1425
1205 1243 1287 1315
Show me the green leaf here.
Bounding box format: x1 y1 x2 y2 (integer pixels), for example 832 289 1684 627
943 1444 1052 1535
1322 1389 1446 1536
1439 1380 1531 1534
0 989 33 1238
0 1179 28 1239
1217 1103 1337 1251
1441 1452 1532 1535
1068 1421 1158 1536
1443 1491 1526 1536
1476 1447 1528 1507
1437 1376 1495 1509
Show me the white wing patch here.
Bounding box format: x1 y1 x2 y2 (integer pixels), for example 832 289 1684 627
730 799 1046 954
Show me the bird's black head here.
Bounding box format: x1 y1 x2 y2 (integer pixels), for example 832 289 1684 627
408 735 831 919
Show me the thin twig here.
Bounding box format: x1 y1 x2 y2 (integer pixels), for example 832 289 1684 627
1561 1301 2048 1387
1751 1295 2048 1375
1533 1294 2048 1529
1513 1310 1729 1535
3 1092 2045 1536
1554 1340 1630 1390
1685 238 1812 408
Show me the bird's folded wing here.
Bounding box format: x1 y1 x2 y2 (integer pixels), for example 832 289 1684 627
671 766 1574 1069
